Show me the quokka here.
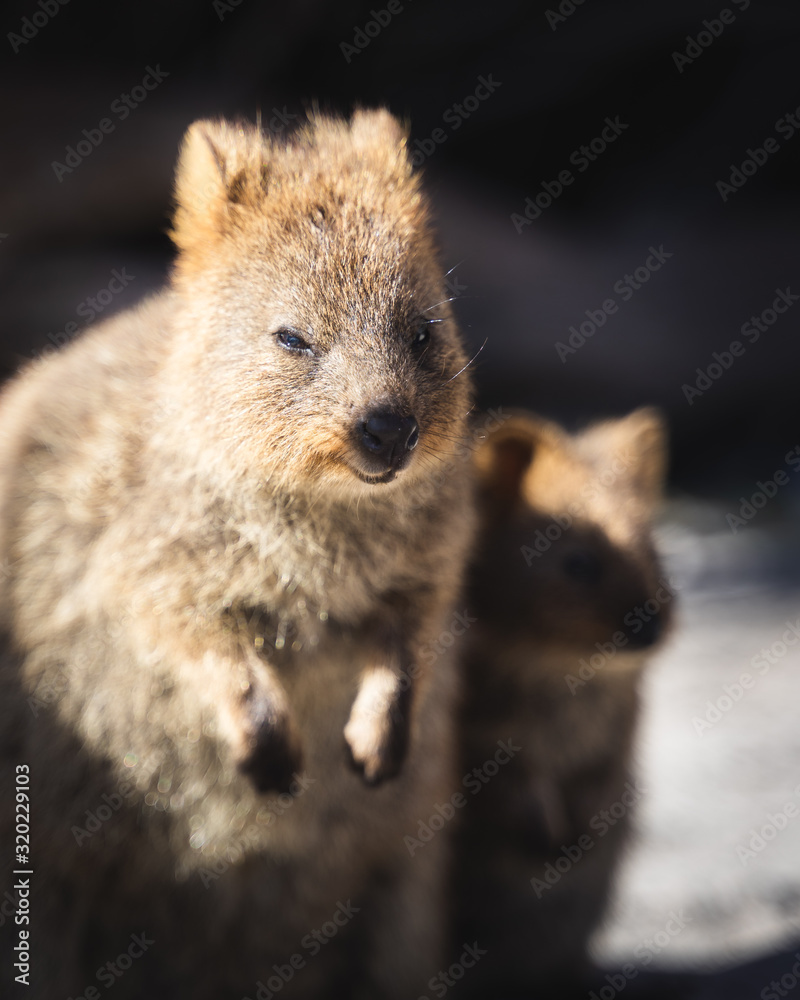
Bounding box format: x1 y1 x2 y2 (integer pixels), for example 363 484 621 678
0 110 475 999
453 408 673 997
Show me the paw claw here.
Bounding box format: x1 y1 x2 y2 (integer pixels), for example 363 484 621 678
344 674 410 787
238 725 303 794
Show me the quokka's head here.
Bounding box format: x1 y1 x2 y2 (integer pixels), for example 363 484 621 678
470 408 674 656
167 110 471 497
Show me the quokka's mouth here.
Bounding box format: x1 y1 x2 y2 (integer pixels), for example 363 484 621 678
350 466 398 486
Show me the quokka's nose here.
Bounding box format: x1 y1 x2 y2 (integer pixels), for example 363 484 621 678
626 612 662 649
360 411 419 469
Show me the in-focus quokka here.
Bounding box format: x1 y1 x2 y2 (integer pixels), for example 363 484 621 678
0 111 475 999
453 408 673 998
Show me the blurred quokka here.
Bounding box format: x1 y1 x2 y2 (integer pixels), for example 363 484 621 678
453 408 673 998
0 111 475 999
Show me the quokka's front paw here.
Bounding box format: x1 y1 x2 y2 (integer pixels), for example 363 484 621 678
238 717 303 795
222 685 303 795
344 666 411 786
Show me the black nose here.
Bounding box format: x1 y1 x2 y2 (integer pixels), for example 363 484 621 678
360 411 419 469
626 612 662 650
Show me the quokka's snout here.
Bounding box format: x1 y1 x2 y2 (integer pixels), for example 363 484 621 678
358 407 419 474
316 317 461 488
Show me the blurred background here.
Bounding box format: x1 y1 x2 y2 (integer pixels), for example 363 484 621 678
1 1 798 996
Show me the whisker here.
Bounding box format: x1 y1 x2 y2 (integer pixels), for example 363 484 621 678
422 297 458 314
441 339 487 385
444 259 466 278
424 428 469 446
421 448 456 463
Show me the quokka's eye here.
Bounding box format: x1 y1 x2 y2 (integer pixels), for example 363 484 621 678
275 329 313 355
412 320 437 349
562 550 603 584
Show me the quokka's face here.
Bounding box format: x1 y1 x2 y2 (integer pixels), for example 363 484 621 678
471 409 673 654
474 510 672 653
170 112 472 496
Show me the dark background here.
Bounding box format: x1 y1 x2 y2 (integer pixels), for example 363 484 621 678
2 0 798 501
2 2 800 997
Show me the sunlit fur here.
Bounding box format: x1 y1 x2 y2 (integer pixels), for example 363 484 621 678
0 110 475 999
454 408 672 998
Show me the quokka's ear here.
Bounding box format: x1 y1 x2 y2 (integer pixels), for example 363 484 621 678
473 415 550 510
306 107 415 187
580 407 668 503
348 107 409 151
170 119 270 256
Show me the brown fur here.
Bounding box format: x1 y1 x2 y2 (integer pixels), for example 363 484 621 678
0 110 475 998
453 408 672 997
